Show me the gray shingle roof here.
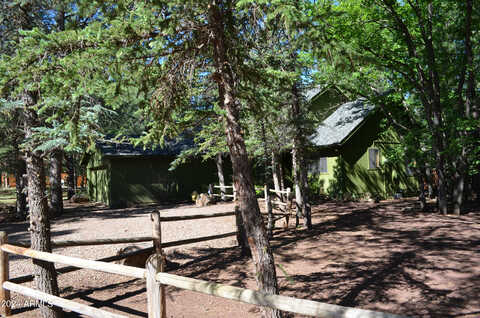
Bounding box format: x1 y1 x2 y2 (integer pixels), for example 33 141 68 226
310 100 375 147
97 138 194 157
304 87 324 101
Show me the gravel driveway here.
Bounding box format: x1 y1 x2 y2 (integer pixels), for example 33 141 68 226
0 201 241 316
1 201 238 279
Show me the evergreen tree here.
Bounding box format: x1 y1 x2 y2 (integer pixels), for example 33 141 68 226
331 0 480 214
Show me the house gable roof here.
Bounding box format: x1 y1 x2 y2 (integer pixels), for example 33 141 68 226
310 99 375 148
96 137 194 157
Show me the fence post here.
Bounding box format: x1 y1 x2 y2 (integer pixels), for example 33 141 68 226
208 184 214 197
233 184 237 202
146 254 165 318
0 232 11 317
150 213 166 318
264 185 273 238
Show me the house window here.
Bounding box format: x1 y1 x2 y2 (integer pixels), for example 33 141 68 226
319 157 328 173
369 148 380 169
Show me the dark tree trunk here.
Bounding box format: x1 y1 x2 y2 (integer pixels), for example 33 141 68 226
65 154 75 200
301 164 312 228
260 119 271 184
383 0 449 214
416 170 426 211
216 153 226 200
208 2 281 317
279 160 285 195
48 150 63 216
453 167 465 216
235 205 250 256
14 144 27 220
272 152 281 193
292 142 302 227
291 83 312 229
435 156 448 214
24 102 62 318
452 0 475 216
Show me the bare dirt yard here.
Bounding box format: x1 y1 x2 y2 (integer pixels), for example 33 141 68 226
0 198 479 318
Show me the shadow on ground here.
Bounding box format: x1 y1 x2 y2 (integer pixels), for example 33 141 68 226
7 199 480 317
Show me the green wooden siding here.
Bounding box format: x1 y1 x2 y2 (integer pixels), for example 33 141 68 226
87 149 218 207
309 112 416 198
87 150 111 206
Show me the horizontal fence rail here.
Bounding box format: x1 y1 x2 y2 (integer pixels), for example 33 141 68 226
210 184 237 201
162 231 237 248
53 236 154 248
13 236 154 249
3 282 127 318
159 211 235 222
212 194 235 198
154 272 408 318
269 189 290 194
1 244 146 279
10 246 155 284
0 208 411 318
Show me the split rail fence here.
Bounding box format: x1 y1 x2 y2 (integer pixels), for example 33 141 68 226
209 184 237 201
258 185 294 237
0 209 408 318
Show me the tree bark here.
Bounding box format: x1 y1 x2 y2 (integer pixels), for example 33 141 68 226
279 160 285 196
234 205 250 256
453 166 465 216
216 153 226 201
415 165 427 211
208 2 282 317
48 150 63 216
65 154 75 200
272 153 281 193
13 142 27 219
382 0 449 214
24 99 62 318
292 142 302 227
452 0 476 216
291 83 312 229
260 119 271 184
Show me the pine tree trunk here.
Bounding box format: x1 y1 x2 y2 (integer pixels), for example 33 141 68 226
279 161 285 195
24 105 62 318
291 83 312 229
235 205 250 256
300 162 312 229
417 175 426 211
216 153 226 201
453 159 466 216
48 150 63 216
260 120 271 184
208 2 281 317
14 143 27 220
436 163 448 215
452 0 475 216
292 142 302 227
65 154 75 200
272 152 281 193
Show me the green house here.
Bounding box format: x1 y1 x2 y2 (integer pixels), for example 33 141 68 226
308 99 417 199
86 139 218 207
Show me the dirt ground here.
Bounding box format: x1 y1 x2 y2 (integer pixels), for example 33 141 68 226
1 198 479 318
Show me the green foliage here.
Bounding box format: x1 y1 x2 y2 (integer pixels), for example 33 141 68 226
327 156 348 200
308 173 326 196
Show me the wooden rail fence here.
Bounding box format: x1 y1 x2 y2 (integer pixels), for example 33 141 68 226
260 185 293 237
0 209 409 318
209 184 237 201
